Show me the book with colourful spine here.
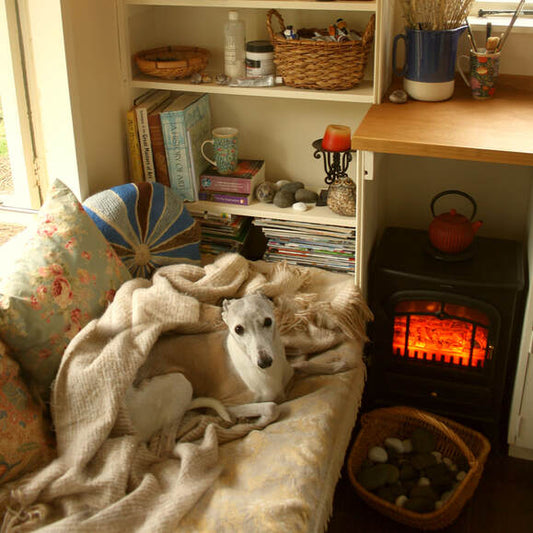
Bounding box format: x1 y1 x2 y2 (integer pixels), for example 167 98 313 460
125 107 144 183
160 93 211 201
198 190 254 205
126 90 157 182
135 90 172 182
199 159 265 195
186 117 211 201
147 94 177 187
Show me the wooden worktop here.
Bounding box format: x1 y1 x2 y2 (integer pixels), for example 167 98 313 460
352 75 533 166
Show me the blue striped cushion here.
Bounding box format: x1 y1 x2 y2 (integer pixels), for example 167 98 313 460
83 183 201 278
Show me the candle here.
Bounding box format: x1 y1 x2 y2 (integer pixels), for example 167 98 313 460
322 124 351 152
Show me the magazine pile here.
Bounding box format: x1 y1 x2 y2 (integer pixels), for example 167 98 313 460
253 218 355 273
193 213 252 257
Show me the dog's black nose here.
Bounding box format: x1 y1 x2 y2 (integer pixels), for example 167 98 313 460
258 355 273 369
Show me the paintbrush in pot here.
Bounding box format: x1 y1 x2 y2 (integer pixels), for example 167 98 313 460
497 0 526 52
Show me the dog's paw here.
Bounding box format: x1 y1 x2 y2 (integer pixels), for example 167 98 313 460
329 358 351 373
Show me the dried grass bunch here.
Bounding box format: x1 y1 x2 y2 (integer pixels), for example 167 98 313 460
399 0 475 30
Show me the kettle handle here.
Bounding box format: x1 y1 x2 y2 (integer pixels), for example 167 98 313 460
430 190 477 220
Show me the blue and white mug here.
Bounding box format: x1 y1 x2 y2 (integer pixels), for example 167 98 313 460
393 26 466 101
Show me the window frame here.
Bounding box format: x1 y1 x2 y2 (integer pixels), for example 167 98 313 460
0 0 42 211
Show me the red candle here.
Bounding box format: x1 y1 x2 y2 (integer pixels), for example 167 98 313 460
322 124 351 152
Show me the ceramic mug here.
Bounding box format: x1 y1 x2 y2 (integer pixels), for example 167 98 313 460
201 127 239 175
392 26 466 101
458 49 501 100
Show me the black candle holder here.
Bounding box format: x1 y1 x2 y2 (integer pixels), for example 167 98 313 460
312 138 356 185
312 138 357 217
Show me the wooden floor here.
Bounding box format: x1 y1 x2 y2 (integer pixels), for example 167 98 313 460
328 452 533 532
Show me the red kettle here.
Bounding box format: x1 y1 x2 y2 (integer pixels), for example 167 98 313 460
429 190 483 254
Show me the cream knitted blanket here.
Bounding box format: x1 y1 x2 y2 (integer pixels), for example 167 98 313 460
1 254 372 532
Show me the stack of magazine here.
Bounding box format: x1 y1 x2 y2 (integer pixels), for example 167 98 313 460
253 218 355 273
193 213 252 257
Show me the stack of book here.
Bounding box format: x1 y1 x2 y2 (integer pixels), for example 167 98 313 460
193 213 252 257
198 159 265 205
126 90 211 202
253 218 356 273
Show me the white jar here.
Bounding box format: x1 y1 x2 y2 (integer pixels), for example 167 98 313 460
224 11 246 79
246 40 274 77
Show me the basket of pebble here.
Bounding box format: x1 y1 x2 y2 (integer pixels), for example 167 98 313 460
348 406 491 530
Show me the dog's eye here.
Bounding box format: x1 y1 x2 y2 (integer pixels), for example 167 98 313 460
234 325 244 335
264 317 272 327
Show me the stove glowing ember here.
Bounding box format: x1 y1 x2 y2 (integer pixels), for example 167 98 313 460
392 300 491 368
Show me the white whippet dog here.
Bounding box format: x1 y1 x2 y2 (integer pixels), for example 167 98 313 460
126 292 294 441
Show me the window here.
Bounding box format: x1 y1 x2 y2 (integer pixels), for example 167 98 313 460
472 1 533 17
0 0 44 213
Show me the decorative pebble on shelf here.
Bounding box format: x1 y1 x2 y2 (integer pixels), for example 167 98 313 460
389 89 408 104
275 180 290 190
292 202 307 212
273 190 295 208
295 188 318 203
280 181 304 193
255 182 276 203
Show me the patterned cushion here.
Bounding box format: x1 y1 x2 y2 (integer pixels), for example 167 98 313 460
83 182 201 278
0 339 55 485
0 180 131 397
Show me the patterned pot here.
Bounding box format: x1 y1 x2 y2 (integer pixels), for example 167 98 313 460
327 177 356 217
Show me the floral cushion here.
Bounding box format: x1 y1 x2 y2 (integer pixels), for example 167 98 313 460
0 338 55 485
83 182 201 278
0 180 131 397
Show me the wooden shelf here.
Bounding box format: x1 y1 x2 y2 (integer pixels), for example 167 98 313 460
187 201 356 228
131 76 375 103
125 1 377 12
351 75 533 167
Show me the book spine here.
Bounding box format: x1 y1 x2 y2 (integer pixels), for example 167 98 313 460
199 175 252 194
148 111 170 187
161 112 194 201
198 191 251 205
136 107 157 182
126 109 145 182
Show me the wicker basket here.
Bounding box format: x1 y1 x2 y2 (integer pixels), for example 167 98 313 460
347 406 491 530
267 10 375 90
133 46 209 80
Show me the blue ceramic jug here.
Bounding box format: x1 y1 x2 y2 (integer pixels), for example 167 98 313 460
393 26 466 101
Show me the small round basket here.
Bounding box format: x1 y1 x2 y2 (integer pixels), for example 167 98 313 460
133 46 209 80
348 406 491 530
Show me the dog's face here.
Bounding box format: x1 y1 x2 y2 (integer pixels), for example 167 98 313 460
222 292 280 370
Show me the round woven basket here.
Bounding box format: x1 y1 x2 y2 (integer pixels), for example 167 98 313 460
348 406 491 530
134 46 209 80
267 10 375 90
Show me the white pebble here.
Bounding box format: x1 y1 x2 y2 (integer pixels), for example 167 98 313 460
456 470 467 481
395 495 408 507
368 446 388 463
402 439 413 453
275 180 290 190
443 457 457 471
441 490 453 502
418 476 431 487
384 437 404 454
292 202 307 212
432 451 443 463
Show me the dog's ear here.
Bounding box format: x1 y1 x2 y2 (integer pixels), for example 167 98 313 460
221 298 231 322
253 290 272 303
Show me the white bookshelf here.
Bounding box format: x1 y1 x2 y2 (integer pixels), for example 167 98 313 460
118 0 393 284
